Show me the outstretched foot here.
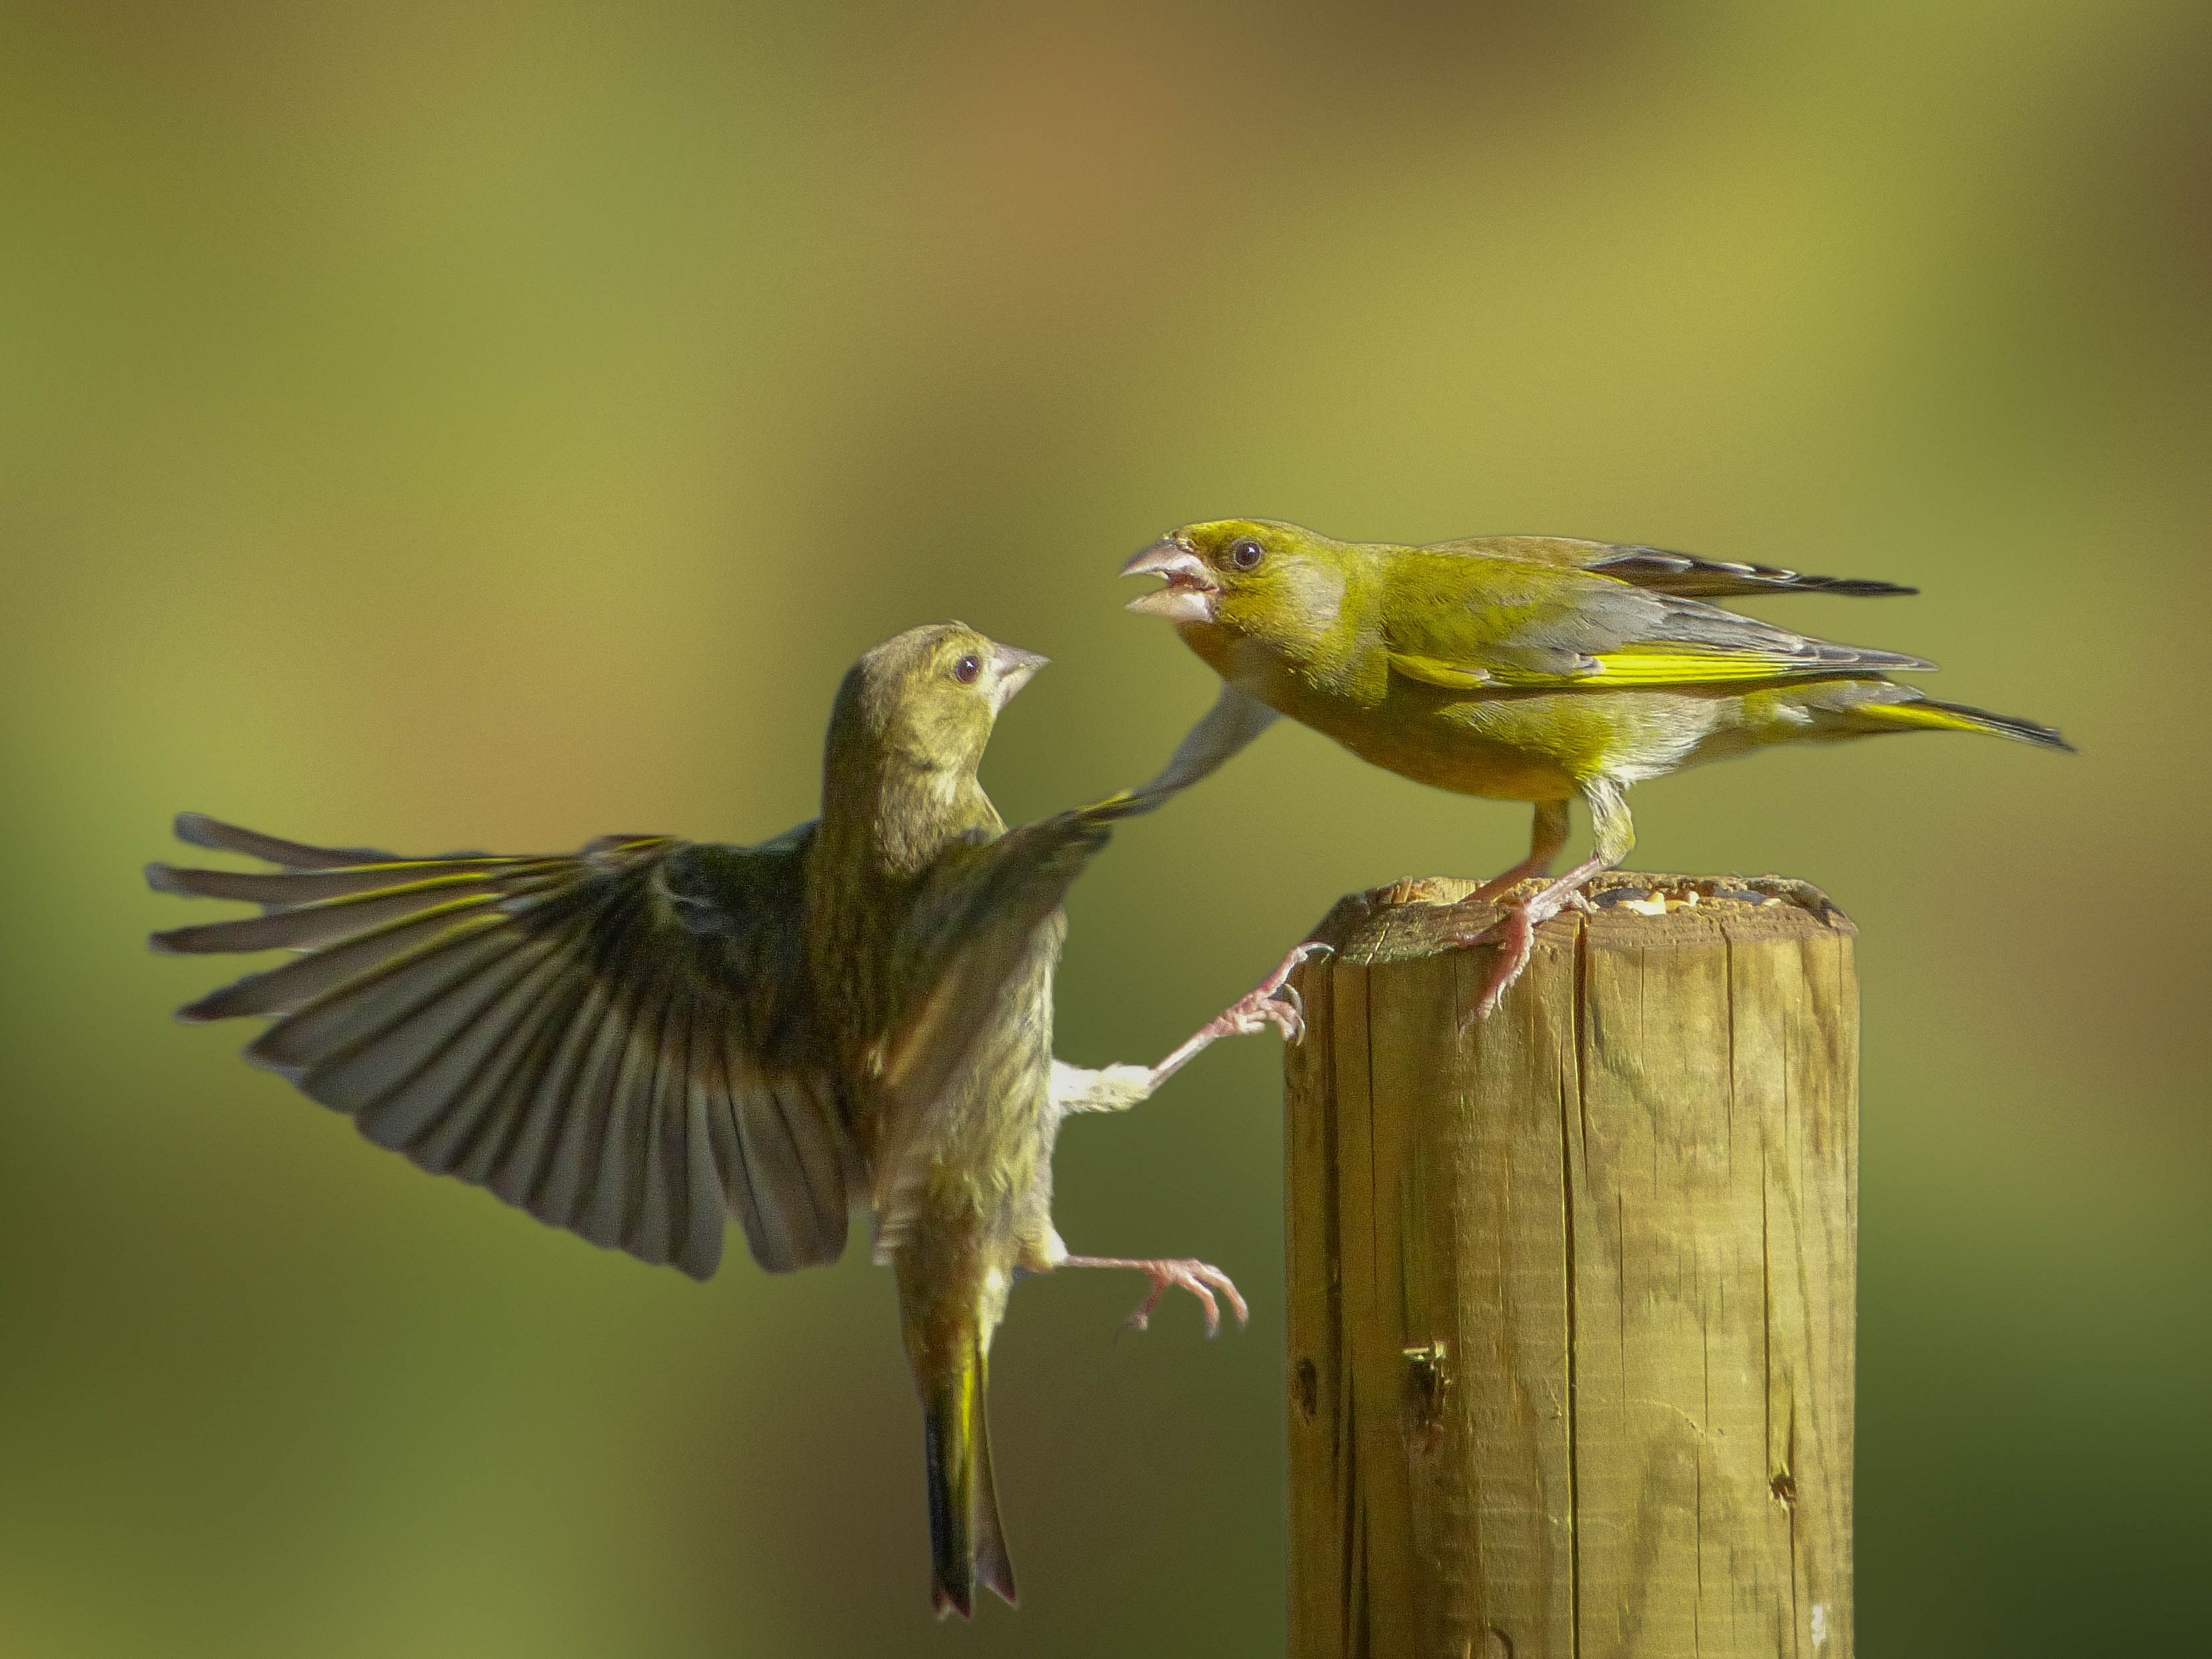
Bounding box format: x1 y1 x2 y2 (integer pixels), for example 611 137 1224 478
1207 940 1331 1045
1052 942 1338 1117
1058 1254 1250 1336
1143 940 1332 1089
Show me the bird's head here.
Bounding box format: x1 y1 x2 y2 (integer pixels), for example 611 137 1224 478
1121 520 1347 645
834 622 1047 783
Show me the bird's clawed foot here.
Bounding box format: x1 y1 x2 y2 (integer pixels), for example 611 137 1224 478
1059 1254 1251 1337
1204 940 1332 1045
1452 887 1593 1022
1134 940 1334 1095
1457 904 1537 1022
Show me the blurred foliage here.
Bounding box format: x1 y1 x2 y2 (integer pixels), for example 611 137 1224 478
3 1 2207 1654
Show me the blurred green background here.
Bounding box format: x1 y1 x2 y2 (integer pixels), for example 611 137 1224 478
4 1 2207 1654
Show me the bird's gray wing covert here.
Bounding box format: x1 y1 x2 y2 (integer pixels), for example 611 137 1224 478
149 813 848 1280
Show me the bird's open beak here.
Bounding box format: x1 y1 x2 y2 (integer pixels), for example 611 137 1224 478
988 642 1047 711
1122 538 1220 624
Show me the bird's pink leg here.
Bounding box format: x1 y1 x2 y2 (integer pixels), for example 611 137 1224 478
1471 799 1570 901
1459 853 1608 1019
1043 943 1324 1334
1141 940 1332 1091
1457 782 1633 1021
1056 1255 1250 1336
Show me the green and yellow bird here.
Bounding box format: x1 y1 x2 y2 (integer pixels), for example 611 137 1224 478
148 622 1310 1619
1123 520 2071 1015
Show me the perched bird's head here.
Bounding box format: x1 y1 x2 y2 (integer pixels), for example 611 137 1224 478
1122 520 1349 645
829 622 1047 787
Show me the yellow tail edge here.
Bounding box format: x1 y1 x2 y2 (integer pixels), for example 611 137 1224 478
922 1339 1017 1619
1860 695 2074 752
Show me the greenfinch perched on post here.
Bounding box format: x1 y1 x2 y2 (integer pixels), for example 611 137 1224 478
148 621 1311 1619
1123 520 2071 1015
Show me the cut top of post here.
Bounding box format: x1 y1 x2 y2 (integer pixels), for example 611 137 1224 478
1304 872 1856 968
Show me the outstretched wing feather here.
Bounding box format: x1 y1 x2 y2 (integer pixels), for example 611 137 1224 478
150 815 847 1280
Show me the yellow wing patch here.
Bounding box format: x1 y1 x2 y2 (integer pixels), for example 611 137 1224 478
1386 652 1493 689
1501 652 1818 688
1391 649 1827 691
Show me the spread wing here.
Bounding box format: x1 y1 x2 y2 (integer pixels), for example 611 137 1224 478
1381 546 1933 693
148 813 848 1280
1421 534 1915 600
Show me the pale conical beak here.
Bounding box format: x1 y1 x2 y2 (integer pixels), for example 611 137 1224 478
1121 539 1220 624
988 643 1047 711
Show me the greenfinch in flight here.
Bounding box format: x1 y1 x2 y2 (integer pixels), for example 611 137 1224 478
148 622 1313 1619
1123 520 2070 1016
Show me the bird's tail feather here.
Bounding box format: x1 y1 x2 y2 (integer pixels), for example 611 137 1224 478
1855 695 2075 751
921 1332 1016 1618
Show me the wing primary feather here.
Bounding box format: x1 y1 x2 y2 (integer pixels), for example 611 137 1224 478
678 1067 729 1280
146 858 561 910
172 814 401 868
1421 537 1917 599
436 938 602 1185
781 1075 848 1260
151 872 564 956
343 934 575 1151
371 957 570 1163
528 893 658 1226
1584 547 1917 599
626 981 695 1265
759 1077 845 1268
411 963 588 1182
580 962 674 1250
472 970 603 1206
245 920 526 1075
733 1079 813 1274
305 930 564 1122
536 969 641 1238
176 903 510 1022
664 994 722 1276
709 1029 769 1265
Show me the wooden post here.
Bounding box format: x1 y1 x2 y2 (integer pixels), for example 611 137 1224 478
1284 873 1857 1659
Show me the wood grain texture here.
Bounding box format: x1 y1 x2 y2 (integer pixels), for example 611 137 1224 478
1284 874 1857 1659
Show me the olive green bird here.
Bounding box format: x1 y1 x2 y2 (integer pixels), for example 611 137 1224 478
1123 520 2071 1016
147 622 1312 1619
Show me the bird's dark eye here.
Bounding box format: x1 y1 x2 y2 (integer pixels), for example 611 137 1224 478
1229 537 1265 571
952 655 982 685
